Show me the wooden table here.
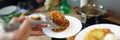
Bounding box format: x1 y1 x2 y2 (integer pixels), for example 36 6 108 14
104 16 120 25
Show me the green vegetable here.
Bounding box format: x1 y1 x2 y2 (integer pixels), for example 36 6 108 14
3 13 21 23
2 10 32 23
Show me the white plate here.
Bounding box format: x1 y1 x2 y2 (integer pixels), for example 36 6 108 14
75 24 120 40
0 5 17 15
42 16 82 38
28 13 47 25
28 13 47 21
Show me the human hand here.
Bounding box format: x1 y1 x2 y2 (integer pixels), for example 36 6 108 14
10 16 47 40
31 24 47 36
10 16 31 40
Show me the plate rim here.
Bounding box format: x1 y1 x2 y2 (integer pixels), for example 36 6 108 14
75 24 120 40
0 5 18 15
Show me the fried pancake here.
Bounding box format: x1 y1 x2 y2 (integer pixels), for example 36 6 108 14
50 11 69 32
84 28 112 40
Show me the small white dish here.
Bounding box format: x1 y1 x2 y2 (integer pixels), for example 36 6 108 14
75 24 120 40
28 13 47 24
28 13 47 22
42 16 82 38
0 5 18 15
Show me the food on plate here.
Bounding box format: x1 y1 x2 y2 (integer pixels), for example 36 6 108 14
50 11 69 32
31 15 41 21
84 28 113 40
104 33 118 40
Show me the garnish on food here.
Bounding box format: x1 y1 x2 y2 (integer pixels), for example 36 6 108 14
31 15 41 21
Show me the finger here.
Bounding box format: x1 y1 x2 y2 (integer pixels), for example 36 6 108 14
14 18 31 38
31 31 40 36
32 30 45 36
9 17 21 24
32 25 38 28
32 24 47 30
18 16 26 22
39 29 45 36
37 24 47 28
32 26 44 31
12 19 31 40
19 18 31 30
31 27 45 36
9 16 26 24
18 18 31 34
32 26 38 31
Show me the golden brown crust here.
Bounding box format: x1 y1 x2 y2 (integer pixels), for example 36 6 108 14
31 15 41 21
50 11 69 32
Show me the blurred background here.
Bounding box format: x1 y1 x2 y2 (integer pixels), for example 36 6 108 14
0 0 120 18
67 0 120 18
